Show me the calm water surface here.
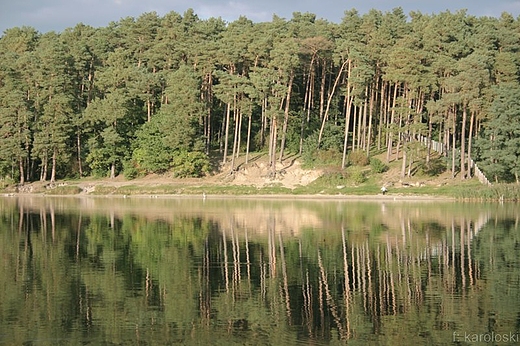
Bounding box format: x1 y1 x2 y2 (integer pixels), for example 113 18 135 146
0 196 519 345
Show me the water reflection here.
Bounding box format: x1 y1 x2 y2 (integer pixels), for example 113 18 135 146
0 196 518 345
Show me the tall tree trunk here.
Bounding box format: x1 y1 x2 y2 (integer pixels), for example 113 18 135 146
40 154 47 182
401 149 407 178
386 82 398 162
319 59 326 120
360 86 368 150
222 102 231 164
451 107 457 179
299 111 305 156
77 130 83 177
147 99 152 122
245 109 252 164
467 110 476 179
342 61 353 169
426 116 433 164
377 81 387 151
279 72 294 162
204 72 213 155
356 98 363 150
18 157 25 185
460 104 467 180
351 105 358 151
407 152 413 178
50 148 57 183
303 54 315 118
366 84 376 156
268 112 277 177
318 60 348 147
395 112 403 161
236 110 242 158
230 108 240 173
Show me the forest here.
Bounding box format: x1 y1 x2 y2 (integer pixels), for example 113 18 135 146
0 7 519 184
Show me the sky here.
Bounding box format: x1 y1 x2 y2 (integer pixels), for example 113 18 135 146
1 0 520 34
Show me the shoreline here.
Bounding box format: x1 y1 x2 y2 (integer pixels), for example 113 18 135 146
4 191 456 202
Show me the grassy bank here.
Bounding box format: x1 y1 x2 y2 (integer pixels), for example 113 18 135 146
4 173 508 201
453 183 520 202
2 151 518 201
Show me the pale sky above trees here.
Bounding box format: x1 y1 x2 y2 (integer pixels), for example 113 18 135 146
1 0 519 34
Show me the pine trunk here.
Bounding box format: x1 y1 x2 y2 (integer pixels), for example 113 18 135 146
467 110 475 178
222 102 231 164
245 109 252 164
50 148 57 183
460 104 467 180
342 60 353 169
386 82 398 162
18 157 25 185
77 130 83 177
279 72 294 162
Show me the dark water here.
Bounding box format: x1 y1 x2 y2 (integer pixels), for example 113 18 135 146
0 196 519 345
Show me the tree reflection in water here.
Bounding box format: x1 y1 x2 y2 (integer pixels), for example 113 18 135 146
0 196 518 345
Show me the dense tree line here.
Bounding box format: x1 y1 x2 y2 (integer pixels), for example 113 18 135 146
1 8 519 184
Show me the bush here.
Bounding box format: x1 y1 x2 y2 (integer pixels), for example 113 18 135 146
349 151 369 166
122 159 142 179
301 123 345 167
349 168 367 184
317 170 348 185
416 157 446 176
171 151 210 178
370 158 388 173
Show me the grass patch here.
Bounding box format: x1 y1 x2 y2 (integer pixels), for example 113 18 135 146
45 185 83 195
90 186 119 195
295 167 379 195
454 183 520 201
383 179 482 198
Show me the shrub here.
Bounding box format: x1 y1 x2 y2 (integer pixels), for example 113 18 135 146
318 170 348 185
349 168 367 184
122 159 142 179
370 157 388 173
301 123 344 167
349 151 369 166
171 151 210 178
416 157 447 176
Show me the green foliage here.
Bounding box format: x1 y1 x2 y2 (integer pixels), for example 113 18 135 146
369 157 388 173
127 122 174 176
416 157 447 176
314 170 348 186
122 158 140 179
475 83 520 183
455 183 520 201
86 127 126 177
171 150 210 178
349 151 369 166
301 124 344 167
86 147 114 178
126 65 207 178
348 167 367 184
45 185 83 195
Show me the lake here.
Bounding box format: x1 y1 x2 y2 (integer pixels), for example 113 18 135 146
0 196 519 345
